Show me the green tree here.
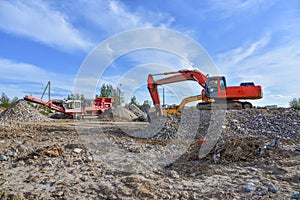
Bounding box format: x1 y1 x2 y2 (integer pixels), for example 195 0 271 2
0 92 9 104
113 86 123 106
289 98 300 109
100 84 108 97
130 96 138 106
99 84 124 105
0 92 10 108
11 97 19 103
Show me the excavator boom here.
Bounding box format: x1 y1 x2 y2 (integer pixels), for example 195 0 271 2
148 70 208 106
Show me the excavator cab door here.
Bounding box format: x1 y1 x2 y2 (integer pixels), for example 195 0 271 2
205 76 227 99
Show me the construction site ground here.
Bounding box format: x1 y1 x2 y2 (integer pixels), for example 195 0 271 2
0 102 299 199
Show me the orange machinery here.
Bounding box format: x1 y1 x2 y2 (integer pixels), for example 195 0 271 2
147 69 262 113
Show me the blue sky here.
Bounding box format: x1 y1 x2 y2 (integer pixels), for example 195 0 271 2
0 0 299 107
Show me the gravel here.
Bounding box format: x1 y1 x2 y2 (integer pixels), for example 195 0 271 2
223 108 300 139
0 100 50 122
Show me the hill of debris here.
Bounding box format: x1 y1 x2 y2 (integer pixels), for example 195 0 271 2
98 104 148 122
0 100 50 122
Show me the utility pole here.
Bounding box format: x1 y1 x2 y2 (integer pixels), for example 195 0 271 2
37 81 50 109
163 87 165 107
40 81 51 101
118 84 122 106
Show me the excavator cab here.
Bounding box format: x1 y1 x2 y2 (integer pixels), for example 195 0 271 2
205 76 227 98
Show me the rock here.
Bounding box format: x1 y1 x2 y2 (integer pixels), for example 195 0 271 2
168 170 180 179
268 183 277 193
292 193 300 199
0 155 8 161
98 106 138 122
56 191 64 196
73 148 83 154
125 104 148 121
213 153 220 164
247 167 258 172
245 182 256 192
45 160 53 166
258 188 268 196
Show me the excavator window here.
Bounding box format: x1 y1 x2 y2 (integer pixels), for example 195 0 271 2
220 78 226 90
75 101 81 109
208 79 218 93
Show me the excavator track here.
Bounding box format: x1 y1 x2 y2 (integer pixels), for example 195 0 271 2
196 101 252 110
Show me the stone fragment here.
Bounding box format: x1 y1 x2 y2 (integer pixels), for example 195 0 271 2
245 182 256 192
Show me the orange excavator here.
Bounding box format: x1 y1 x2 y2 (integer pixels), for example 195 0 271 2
147 69 262 114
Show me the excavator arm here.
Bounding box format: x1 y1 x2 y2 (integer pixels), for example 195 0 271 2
147 70 209 107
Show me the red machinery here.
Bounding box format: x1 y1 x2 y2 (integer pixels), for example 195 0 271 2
24 95 114 118
147 69 262 112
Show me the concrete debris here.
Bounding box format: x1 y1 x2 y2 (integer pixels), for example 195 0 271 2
259 137 281 157
268 183 277 193
0 155 8 161
292 193 300 199
0 100 50 122
224 108 300 139
73 148 83 154
258 188 268 196
98 106 138 122
150 116 180 140
125 104 148 121
245 182 256 192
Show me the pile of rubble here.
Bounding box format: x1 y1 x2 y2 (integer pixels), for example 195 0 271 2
125 104 148 121
223 108 300 139
130 107 299 165
98 106 138 122
0 100 50 122
98 104 149 122
145 108 300 141
0 107 5 113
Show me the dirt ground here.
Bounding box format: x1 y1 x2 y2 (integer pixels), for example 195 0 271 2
0 110 299 199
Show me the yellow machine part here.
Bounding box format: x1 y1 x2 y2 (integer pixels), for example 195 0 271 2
162 95 203 115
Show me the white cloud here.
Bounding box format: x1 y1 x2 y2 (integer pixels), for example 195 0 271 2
0 0 175 52
65 0 174 35
0 1 93 52
216 33 300 107
217 33 271 67
206 0 277 19
0 58 74 98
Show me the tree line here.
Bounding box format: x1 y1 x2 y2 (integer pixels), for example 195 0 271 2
64 84 123 106
0 92 19 108
289 98 300 110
